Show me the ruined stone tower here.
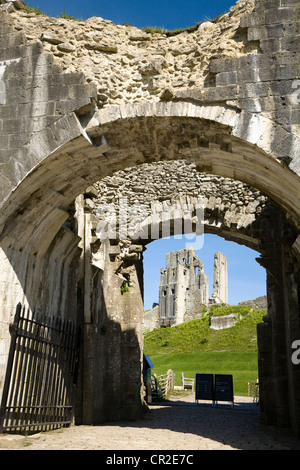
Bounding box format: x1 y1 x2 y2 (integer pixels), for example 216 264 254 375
211 251 228 304
158 248 228 326
159 247 209 327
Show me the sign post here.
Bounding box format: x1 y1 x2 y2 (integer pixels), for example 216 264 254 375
195 374 214 405
214 374 234 406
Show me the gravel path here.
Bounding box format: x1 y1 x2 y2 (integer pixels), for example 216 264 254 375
0 393 299 451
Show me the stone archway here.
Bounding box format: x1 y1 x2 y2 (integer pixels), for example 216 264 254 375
90 160 268 249
77 158 298 430
0 108 299 430
0 0 300 435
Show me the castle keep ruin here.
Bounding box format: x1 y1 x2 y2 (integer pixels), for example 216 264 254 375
0 0 300 436
158 248 228 327
212 252 228 304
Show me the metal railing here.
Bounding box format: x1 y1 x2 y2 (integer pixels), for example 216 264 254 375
0 303 81 433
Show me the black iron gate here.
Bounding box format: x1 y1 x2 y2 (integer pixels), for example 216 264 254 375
0 303 81 433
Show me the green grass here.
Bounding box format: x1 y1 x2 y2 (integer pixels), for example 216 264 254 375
23 3 80 20
142 26 186 36
144 308 265 396
144 309 265 355
208 303 252 317
23 2 46 15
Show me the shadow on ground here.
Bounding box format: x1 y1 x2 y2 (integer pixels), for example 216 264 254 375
111 392 300 450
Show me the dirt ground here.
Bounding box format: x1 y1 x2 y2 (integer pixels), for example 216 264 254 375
1 392 300 451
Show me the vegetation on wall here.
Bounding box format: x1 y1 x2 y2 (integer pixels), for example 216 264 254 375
23 2 225 32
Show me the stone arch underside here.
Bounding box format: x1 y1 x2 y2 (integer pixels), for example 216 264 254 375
1 107 300 255
90 159 268 251
0 106 299 425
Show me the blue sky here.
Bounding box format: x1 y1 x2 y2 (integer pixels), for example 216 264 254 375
25 0 267 307
26 0 237 29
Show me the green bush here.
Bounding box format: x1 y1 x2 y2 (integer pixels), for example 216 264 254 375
209 304 252 317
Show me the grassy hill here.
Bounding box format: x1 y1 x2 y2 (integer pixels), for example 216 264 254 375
143 306 265 396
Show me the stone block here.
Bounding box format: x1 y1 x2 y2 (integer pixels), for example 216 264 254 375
30 100 56 117
283 22 300 36
240 13 265 28
40 33 64 45
85 43 118 53
7 132 28 149
259 38 281 53
291 110 300 126
209 57 237 74
275 65 300 81
280 0 299 4
248 24 283 41
129 32 151 41
216 71 237 87
247 26 268 41
236 97 263 113
200 85 239 102
61 72 86 86
2 117 27 134
280 37 300 53
238 82 270 99
0 154 30 187
57 43 76 53
0 30 26 47
254 0 278 9
0 44 26 61
265 7 295 24
0 103 18 119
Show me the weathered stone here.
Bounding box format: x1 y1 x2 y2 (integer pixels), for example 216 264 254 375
210 314 236 330
129 32 151 41
158 247 209 327
57 42 76 53
85 42 118 53
40 33 64 45
211 252 228 304
0 0 300 437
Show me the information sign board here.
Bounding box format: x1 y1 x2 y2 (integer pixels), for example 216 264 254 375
195 374 214 402
214 374 234 404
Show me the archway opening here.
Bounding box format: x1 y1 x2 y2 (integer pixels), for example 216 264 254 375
143 233 266 310
0 111 299 432
143 233 266 399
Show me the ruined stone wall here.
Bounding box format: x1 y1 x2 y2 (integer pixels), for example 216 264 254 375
210 314 236 330
159 247 209 326
4 0 256 108
0 0 300 433
0 3 96 404
212 252 229 303
91 160 267 249
0 227 81 404
1 0 300 235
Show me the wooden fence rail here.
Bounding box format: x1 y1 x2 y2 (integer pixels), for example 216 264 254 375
151 369 175 398
248 380 259 404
